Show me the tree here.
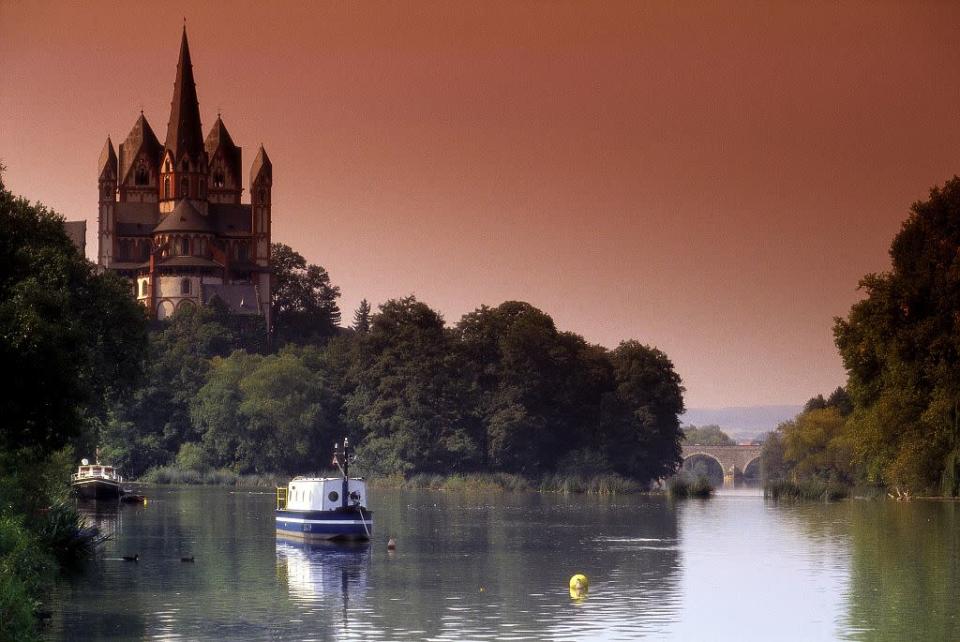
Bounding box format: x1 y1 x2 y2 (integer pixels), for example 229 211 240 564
601 341 686 482
0 172 147 457
348 296 480 475
682 425 735 446
192 348 343 473
271 242 341 345
353 298 371 333
779 407 855 484
835 177 960 493
100 300 259 476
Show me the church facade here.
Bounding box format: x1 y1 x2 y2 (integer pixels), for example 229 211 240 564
96 28 272 327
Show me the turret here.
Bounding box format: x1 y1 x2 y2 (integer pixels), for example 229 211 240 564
204 115 242 204
250 145 272 264
118 112 162 202
97 137 117 267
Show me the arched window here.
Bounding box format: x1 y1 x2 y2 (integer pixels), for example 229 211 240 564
213 169 225 188
181 278 191 295
163 177 170 199
140 280 148 297
180 237 190 255
258 188 266 204
180 177 189 198
135 162 149 186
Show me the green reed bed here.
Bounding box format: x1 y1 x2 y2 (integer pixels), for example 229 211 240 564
141 466 282 488
667 474 714 499
367 472 641 494
764 479 850 502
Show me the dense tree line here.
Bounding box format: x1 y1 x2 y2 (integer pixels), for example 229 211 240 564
101 249 687 484
108 297 686 485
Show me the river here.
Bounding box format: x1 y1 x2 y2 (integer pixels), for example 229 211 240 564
46 486 960 641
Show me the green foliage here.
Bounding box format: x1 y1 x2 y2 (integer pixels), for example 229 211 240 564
101 301 263 476
192 347 343 474
780 407 856 484
682 424 735 446
835 177 960 494
0 516 53 642
271 243 341 345
0 174 147 456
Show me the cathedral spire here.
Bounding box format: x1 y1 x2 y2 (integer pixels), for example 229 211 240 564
164 27 204 162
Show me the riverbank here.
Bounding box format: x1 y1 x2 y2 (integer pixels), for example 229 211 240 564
0 452 103 640
138 466 649 495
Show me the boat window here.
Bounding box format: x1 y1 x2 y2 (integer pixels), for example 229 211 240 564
328 491 339 502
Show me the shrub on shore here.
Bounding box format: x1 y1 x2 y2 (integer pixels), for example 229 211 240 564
667 474 714 499
0 516 55 641
764 479 849 502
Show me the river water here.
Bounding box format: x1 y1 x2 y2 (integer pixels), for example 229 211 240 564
46 486 959 641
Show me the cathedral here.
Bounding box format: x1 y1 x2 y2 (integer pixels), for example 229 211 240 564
96 28 272 327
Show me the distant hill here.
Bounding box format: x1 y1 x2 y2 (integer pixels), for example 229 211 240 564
680 405 802 442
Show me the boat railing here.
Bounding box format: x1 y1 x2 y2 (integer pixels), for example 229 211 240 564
276 486 287 510
71 469 121 482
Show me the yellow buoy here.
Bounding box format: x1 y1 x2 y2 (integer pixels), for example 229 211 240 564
569 574 588 592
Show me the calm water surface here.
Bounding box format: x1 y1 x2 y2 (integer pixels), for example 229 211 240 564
47 487 960 641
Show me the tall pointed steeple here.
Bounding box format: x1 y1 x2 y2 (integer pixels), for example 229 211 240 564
164 27 204 162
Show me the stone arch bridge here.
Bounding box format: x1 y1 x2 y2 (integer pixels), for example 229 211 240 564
681 444 762 486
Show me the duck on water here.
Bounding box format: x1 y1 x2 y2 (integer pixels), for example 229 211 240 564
275 438 373 542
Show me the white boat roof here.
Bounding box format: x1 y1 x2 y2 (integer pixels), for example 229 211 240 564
289 476 365 482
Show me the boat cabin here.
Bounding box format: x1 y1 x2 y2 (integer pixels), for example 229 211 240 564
72 465 121 482
279 478 368 512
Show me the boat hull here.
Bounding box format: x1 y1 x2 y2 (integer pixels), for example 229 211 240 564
275 508 373 542
73 478 122 500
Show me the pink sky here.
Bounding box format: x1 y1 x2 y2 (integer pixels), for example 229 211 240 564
3 1 960 407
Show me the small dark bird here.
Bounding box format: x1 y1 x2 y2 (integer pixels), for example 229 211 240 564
387 538 397 551
122 554 139 562
181 556 194 562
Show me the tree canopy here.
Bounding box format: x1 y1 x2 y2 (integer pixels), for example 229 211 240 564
0 173 147 457
271 242 341 345
835 177 960 493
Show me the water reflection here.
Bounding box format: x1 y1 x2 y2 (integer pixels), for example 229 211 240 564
47 486 960 641
276 540 370 632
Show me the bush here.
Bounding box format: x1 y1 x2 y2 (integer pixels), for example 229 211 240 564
668 474 714 499
34 503 107 570
0 516 55 641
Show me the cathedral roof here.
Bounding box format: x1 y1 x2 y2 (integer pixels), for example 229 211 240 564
98 137 117 178
119 113 163 184
205 116 242 181
164 28 205 162
154 199 214 234
201 283 262 315
250 145 272 183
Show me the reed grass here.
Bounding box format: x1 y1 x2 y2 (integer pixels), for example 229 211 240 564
764 479 849 502
141 466 281 488
368 472 640 494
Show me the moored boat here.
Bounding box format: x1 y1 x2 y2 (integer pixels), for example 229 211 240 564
71 458 123 500
275 438 373 541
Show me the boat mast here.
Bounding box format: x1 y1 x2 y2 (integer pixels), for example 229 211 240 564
333 438 350 509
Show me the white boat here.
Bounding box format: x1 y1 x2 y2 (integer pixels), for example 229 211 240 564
71 458 122 500
275 438 373 541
